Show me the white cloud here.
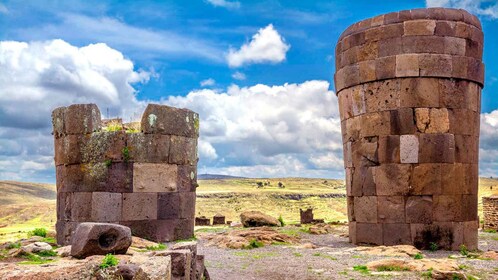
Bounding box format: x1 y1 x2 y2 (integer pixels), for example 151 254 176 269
232 71 246 80
0 39 149 182
426 0 498 18
200 78 216 87
165 80 344 178
227 24 290 67
206 0 240 9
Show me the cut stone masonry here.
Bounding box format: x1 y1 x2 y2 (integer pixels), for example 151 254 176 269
335 8 483 250
52 103 199 245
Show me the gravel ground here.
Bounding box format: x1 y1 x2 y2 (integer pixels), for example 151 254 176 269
194 226 498 280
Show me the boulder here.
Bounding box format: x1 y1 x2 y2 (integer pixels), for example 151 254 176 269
70 223 132 259
116 264 142 280
55 245 71 257
21 242 52 254
240 211 281 227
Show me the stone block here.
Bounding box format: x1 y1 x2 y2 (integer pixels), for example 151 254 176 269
153 249 192 279
444 37 466 56
351 166 376 196
399 78 440 108
345 168 353 196
174 219 195 240
127 133 170 163
70 192 93 222
177 165 198 192
56 221 78 246
133 163 178 192
373 164 411 196
396 54 419 77
402 36 444 54
462 220 478 250
343 141 353 168
213 214 226 225
411 164 442 195
441 163 465 194
354 196 377 223
70 223 132 259
349 222 356 243
378 37 402 57
351 137 378 167
364 80 400 113
404 20 436 36
122 193 158 221
343 64 360 88
465 39 481 59
400 135 419 163
451 56 469 79
439 79 471 109
467 58 484 85
414 108 449 133
141 104 199 138
347 197 354 221
383 223 411 245
169 136 198 166
449 109 479 136
377 196 405 223
390 108 417 135
195 216 210 226
411 222 463 250
58 162 133 193
359 58 376 83
342 117 361 143
63 104 101 135
375 56 396 80
359 112 391 137
435 21 456 36
355 223 383 245
419 54 452 77
91 192 122 222
179 192 196 219
406 196 433 223
52 107 66 138
461 194 478 221
433 195 462 222
121 220 180 242
418 134 455 163
157 192 180 220
350 87 366 116
54 135 81 165
57 192 72 221
378 135 400 163
338 89 353 121
341 46 358 66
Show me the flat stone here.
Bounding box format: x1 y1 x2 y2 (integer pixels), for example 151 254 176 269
400 135 419 163
70 222 132 259
133 163 177 192
122 193 158 221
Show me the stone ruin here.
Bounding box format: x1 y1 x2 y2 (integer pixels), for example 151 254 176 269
483 196 498 231
335 8 483 250
52 103 199 245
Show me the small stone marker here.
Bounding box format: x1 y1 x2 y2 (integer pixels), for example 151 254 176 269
70 222 132 259
195 216 210 226
212 214 225 225
300 208 314 224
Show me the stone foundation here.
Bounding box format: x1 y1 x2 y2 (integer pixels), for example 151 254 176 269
335 8 483 250
483 196 498 231
53 104 199 245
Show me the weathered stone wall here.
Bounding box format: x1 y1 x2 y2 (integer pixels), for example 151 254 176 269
52 103 199 245
334 8 484 250
483 196 498 231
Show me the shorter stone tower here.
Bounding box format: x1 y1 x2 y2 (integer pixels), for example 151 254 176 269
53 103 199 245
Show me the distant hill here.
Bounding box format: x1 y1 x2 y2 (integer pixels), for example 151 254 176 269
0 181 56 205
198 174 247 180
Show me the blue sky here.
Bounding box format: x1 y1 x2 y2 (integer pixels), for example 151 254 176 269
0 0 497 182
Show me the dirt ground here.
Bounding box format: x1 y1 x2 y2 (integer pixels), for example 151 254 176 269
193 225 498 280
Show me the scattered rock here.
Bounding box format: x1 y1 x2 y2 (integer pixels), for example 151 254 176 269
116 264 142 280
240 211 281 227
55 245 71 257
230 221 242 228
70 223 132 259
366 258 458 272
212 214 226 225
130 236 159 249
480 250 498 260
21 242 52 254
203 227 298 249
354 245 421 257
195 216 211 226
308 223 347 235
431 270 468 280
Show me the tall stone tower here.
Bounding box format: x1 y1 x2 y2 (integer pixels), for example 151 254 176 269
334 8 484 249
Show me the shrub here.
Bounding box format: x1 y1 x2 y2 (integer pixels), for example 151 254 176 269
30 228 47 238
100 254 119 269
414 253 424 260
245 239 264 249
429 242 438 252
353 265 369 275
278 215 285 226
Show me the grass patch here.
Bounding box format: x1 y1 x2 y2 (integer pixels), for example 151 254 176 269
421 268 433 279
458 264 469 270
483 229 497 233
41 237 56 244
271 241 290 246
195 227 229 233
414 253 424 260
36 250 57 257
103 122 123 132
312 252 337 261
145 243 166 251
234 251 277 260
460 244 468 256
244 239 264 249
278 215 285 226
6 242 21 249
375 265 410 272
353 265 370 275
293 252 302 257
18 252 55 265
29 228 47 238
99 254 119 269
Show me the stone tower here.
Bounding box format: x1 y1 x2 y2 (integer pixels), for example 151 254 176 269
334 8 483 249
52 103 199 245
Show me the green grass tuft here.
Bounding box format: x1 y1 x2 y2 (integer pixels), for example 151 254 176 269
353 265 369 275
100 254 119 269
146 243 166 251
6 242 21 249
244 239 264 249
429 242 439 252
29 228 47 238
278 215 285 226
122 147 130 162
375 265 410 272
414 253 424 260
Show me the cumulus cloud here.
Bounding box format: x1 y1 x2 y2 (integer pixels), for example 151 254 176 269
206 0 240 9
227 24 290 68
200 78 216 87
0 39 149 182
426 0 498 18
231 71 246 80
165 80 344 178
